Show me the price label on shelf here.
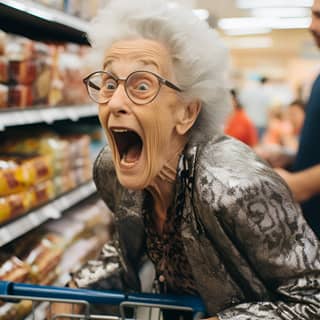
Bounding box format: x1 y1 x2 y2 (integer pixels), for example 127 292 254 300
39 109 54 124
22 110 37 124
66 108 79 121
43 205 61 219
0 228 11 246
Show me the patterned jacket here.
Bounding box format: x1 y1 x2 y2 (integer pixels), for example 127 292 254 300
74 135 320 319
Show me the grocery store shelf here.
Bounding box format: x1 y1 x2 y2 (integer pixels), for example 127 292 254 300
0 180 96 247
0 0 89 44
0 104 97 130
24 273 71 320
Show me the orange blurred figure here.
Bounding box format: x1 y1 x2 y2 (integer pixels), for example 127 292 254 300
225 89 258 147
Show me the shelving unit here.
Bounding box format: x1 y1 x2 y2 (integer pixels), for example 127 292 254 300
0 180 96 247
0 2 99 243
0 3 106 319
0 0 89 44
0 104 97 130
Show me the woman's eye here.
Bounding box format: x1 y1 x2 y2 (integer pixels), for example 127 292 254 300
104 80 117 90
137 82 150 91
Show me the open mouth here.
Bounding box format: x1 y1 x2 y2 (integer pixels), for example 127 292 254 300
111 128 143 165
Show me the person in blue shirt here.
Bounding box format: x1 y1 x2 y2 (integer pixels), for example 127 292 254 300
276 0 320 238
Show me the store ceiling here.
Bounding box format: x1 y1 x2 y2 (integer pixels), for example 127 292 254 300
196 0 244 21
193 0 312 32
188 0 316 54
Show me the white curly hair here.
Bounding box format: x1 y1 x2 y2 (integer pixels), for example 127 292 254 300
87 0 231 142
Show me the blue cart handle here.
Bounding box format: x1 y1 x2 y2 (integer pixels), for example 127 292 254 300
0 281 206 313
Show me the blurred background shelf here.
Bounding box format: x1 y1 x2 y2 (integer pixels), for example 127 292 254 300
0 104 97 130
0 0 89 44
0 180 96 247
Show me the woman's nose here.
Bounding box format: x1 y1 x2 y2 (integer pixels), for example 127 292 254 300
107 84 130 115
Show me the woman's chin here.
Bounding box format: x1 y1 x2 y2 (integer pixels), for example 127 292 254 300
116 168 149 190
118 177 146 190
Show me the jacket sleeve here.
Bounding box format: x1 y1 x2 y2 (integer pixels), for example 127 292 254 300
73 146 145 292
209 167 320 320
195 139 320 320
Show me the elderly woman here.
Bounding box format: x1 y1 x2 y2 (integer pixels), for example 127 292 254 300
57 1 320 319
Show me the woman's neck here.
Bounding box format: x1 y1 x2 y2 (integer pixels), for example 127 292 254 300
147 141 186 233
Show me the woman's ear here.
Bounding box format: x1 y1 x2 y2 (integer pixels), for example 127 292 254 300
176 100 202 135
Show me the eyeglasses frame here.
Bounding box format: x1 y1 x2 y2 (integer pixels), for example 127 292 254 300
83 70 182 105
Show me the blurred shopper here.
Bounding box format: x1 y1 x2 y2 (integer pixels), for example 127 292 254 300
239 76 272 138
50 1 320 319
260 104 293 147
224 89 258 147
255 101 304 168
276 0 320 238
284 99 305 150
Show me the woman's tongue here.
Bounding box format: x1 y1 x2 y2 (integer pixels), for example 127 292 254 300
122 145 140 163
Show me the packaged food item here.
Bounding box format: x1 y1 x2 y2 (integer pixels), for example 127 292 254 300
59 237 103 274
52 173 76 195
32 42 53 106
22 155 54 186
0 84 8 108
30 179 55 209
48 45 64 106
23 233 64 283
0 256 30 282
6 36 33 61
8 84 33 108
0 57 8 83
9 59 37 85
1 134 62 170
64 134 91 160
0 190 33 224
59 44 88 105
70 200 112 231
0 256 32 320
45 218 86 246
0 157 26 196
0 155 53 197
0 255 33 319
39 269 58 285
0 30 6 56
0 295 32 320
0 303 17 320
14 300 33 320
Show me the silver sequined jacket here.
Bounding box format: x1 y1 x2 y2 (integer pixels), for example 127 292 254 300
74 135 320 319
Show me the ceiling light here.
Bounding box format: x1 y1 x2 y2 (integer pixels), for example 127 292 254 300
236 0 312 8
223 28 272 36
251 7 310 18
225 36 273 49
271 17 311 28
218 17 311 30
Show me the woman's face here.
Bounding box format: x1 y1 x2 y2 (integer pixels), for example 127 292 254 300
98 39 187 190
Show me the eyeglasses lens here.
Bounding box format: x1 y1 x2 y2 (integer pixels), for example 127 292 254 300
86 71 161 105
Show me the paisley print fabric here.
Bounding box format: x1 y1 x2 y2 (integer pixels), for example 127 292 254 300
74 135 320 319
143 192 198 295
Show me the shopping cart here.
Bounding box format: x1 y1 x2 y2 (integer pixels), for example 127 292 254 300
0 280 207 320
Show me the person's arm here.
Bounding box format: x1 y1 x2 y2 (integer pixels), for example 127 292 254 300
196 161 320 320
275 164 320 202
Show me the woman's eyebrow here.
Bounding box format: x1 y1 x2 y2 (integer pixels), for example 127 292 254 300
103 59 113 70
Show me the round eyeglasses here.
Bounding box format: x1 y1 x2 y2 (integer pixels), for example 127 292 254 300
83 70 182 105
